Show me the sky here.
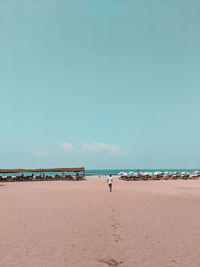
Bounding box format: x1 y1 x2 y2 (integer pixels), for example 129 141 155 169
0 0 199 169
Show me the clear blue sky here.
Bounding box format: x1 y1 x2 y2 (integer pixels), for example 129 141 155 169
0 0 199 169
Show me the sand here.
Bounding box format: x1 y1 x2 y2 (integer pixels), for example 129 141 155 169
1 178 200 267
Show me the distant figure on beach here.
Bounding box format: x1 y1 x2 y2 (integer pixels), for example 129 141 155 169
107 175 113 192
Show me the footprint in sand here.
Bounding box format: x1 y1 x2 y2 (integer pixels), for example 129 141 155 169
98 258 123 266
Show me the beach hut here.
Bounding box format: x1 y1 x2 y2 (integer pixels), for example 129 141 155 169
0 167 85 182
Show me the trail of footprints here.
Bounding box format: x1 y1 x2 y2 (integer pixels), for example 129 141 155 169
111 209 122 244
98 209 124 266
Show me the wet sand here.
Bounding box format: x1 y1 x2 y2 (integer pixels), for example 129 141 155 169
1 178 200 267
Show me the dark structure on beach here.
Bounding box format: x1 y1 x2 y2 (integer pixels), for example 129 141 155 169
0 167 85 182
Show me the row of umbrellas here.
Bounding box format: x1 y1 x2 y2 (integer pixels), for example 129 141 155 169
118 170 200 178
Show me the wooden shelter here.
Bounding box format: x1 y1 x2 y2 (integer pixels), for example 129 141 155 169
0 167 85 174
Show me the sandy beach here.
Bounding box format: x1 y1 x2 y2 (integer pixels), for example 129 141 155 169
1 178 200 267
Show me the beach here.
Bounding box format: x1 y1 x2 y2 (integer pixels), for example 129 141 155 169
1 178 200 267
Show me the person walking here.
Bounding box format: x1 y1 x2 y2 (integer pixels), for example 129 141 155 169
107 174 113 192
